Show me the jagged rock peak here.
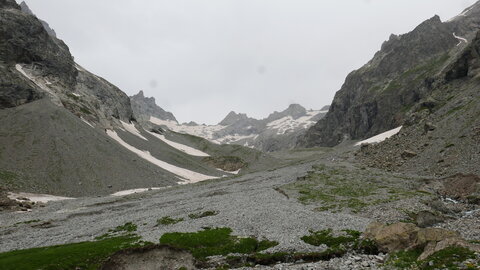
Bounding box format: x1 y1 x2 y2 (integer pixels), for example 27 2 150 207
219 111 251 126
130 90 177 122
19 1 57 37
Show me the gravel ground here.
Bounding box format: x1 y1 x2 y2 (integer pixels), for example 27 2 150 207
0 160 371 254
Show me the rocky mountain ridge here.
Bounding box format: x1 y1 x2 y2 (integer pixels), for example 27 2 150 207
132 89 329 152
300 3 480 148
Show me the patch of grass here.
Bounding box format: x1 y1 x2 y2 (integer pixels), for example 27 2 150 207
96 222 138 240
188 210 218 219
0 235 144 270
386 248 423 268
386 246 477 270
109 222 137 233
420 246 476 270
301 229 359 248
157 216 184 226
159 227 278 260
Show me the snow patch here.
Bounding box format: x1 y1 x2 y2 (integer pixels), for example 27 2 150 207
217 168 241 175
72 93 82 97
267 110 322 135
120 121 148 140
110 187 167 197
147 131 209 157
453 33 468 46
81 118 94 128
8 192 73 204
106 130 218 183
355 126 402 146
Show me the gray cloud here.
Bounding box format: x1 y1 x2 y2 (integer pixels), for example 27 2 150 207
20 0 477 124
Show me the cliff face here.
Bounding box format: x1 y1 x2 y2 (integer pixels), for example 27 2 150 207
0 0 134 127
300 4 480 147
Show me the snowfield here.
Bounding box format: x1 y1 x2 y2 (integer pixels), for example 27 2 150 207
267 110 322 135
147 131 210 157
8 192 73 204
106 130 218 183
120 121 148 140
355 126 402 146
110 187 167 197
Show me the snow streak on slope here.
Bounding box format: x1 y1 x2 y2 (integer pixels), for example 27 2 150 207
453 33 468 46
147 131 210 157
15 64 62 106
120 121 148 140
355 126 402 146
106 130 218 183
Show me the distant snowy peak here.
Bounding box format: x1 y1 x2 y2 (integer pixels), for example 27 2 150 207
148 104 329 152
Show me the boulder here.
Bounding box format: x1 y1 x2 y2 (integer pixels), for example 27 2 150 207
364 222 420 252
415 210 445 228
401 150 417 159
418 237 480 261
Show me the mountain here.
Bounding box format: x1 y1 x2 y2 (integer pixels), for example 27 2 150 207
19 1 56 37
130 90 176 122
137 91 329 152
0 0 269 196
299 3 480 176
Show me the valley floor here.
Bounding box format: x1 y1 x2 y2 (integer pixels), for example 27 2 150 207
0 148 479 269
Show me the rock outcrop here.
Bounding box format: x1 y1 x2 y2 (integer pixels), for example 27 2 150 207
130 90 176 123
364 222 480 261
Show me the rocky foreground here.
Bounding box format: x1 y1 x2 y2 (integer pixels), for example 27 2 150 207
0 148 478 269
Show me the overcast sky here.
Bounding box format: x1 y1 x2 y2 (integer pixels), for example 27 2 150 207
19 0 477 124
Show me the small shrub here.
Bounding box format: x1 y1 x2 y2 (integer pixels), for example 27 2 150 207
157 216 184 226
188 210 218 219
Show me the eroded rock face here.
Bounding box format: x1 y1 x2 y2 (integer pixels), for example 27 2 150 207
101 245 197 270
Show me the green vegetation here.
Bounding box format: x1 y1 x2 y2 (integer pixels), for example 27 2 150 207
301 229 377 255
157 216 184 226
0 170 17 184
284 165 431 213
95 222 138 240
188 210 218 219
386 246 478 270
0 235 144 270
109 222 137 233
386 248 423 268
159 227 278 260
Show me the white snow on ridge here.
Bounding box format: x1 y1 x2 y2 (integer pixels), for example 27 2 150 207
149 116 224 143
15 64 55 96
120 121 148 140
147 131 210 157
267 110 322 135
8 192 73 204
355 126 402 146
106 130 218 183
217 168 241 175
